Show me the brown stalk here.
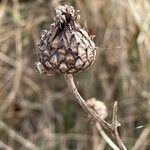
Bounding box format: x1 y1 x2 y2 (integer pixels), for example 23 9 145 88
64 74 127 150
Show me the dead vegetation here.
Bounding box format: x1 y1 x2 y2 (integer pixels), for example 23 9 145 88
0 0 149 149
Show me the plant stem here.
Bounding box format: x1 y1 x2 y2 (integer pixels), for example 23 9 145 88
64 74 127 150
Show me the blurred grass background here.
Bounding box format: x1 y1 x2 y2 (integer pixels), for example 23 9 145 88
0 0 149 149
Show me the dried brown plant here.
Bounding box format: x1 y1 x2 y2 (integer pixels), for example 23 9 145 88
36 5 127 150
0 0 149 150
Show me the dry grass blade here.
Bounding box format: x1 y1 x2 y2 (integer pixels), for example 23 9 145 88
0 52 16 66
0 120 38 150
0 0 23 113
0 140 13 150
132 127 150 150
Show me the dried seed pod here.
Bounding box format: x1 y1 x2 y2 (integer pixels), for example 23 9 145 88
87 98 108 119
36 5 96 75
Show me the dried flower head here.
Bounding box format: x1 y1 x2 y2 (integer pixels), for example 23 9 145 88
36 5 96 75
87 98 108 119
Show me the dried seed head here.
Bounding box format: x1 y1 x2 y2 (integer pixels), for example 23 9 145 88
87 98 108 119
36 5 96 75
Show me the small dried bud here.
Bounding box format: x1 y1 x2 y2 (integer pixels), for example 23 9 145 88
87 98 108 119
36 5 96 75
